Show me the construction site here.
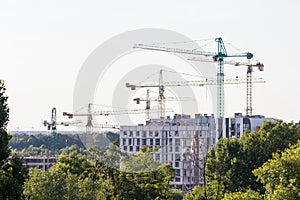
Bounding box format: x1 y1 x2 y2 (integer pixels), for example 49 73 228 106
44 37 274 191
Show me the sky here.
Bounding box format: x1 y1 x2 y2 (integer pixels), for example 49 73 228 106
1 0 299 131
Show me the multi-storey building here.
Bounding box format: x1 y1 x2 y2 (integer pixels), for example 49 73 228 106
22 156 56 170
9 155 56 170
120 113 216 192
222 113 275 138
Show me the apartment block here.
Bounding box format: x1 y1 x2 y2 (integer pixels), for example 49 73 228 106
120 113 216 192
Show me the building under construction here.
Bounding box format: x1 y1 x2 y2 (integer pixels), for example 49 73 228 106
120 113 216 192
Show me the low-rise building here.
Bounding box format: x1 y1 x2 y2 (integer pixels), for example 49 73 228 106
22 156 56 170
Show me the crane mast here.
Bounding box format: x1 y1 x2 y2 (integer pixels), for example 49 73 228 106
127 70 264 120
133 37 254 137
86 103 93 153
44 107 57 155
43 107 81 155
188 57 264 116
158 70 165 118
63 104 171 152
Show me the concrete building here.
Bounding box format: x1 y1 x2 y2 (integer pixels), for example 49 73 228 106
222 113 275 139
120 113 216 192
22 156 56 170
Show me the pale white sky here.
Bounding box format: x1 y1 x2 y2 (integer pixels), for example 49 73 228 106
1 0 299 130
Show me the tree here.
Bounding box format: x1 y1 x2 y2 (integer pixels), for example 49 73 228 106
221 190 262 200
171 189 184 200
0 80 10 164
51 151 90 176
23 151 105 200
0 80 28 200
240 120 300 192
0 154 28 199
205 120 300 199
24 168 67 200
205 138 243 196
120 147 175 200
183 186 208 200
253 140 300 200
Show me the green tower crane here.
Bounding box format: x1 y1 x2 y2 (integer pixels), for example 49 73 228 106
43 107 82 155
43 107 58 155
133 37 254 138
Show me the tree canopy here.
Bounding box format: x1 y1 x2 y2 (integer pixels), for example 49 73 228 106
0 80 28 200
205 120 300 199
253 140 300 200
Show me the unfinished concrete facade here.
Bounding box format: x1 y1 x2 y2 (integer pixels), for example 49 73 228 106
120 113 216 192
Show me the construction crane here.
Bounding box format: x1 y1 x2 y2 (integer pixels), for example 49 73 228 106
63 104 173 151
133 89 194 121
134 38 253 118
43 107 82 155
126 69 264 119
133 37 255 136
127 69 205 119
188 57 264 116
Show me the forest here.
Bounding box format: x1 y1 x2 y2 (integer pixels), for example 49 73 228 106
8 131 119 156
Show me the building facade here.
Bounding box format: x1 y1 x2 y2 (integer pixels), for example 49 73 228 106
222 113 275 138
22 156 56 170
120 114 216 192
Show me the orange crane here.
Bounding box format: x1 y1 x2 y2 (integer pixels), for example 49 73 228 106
188 57 264 116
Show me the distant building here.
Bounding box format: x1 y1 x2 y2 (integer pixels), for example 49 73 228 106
222 113 275 139
22 156 56 170
120 113 216 192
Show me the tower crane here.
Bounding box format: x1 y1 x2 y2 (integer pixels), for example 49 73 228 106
133 37 255 136
63 104 173 151
126 69 264 119
43 107 82 155
188 57 264 116
133 89 194 121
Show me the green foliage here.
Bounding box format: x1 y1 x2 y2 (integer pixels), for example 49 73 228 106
23 151 105 200
240 120 300 192
89 146 176 199
9 133 85 155
171 189 184 200
24 168 66 200
0 80 28 200
206 138 243 195
221 190 262 200
51 151 91 176
0 80 9 129
59 144 85 155
119 147 175 200
0 154 28 200
9 132 119 156
205 120 300 199
0 80 10 163
253 140 300 200
183 186 208 200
